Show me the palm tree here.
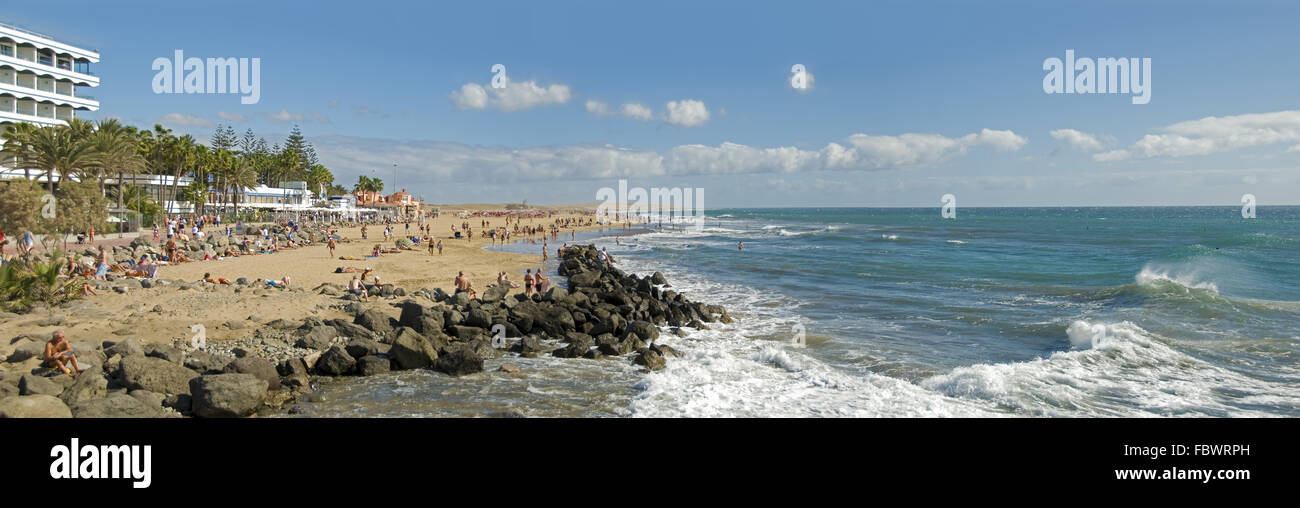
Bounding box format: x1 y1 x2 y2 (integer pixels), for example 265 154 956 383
225 159 258 216
1 122 39 180
88 119 145 204
26 121 96 192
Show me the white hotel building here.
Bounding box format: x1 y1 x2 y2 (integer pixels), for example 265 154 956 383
0 22 99 130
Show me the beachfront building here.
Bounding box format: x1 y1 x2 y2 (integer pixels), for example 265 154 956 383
351 188 422 219
0 22 101 178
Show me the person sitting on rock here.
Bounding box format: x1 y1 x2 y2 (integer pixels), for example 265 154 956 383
347 275 370 302
454 271 476 300
44 330 82 377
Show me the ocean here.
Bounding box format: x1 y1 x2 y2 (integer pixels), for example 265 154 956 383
286 207 1300 417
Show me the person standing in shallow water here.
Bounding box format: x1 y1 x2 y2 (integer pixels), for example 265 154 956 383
738 241 744 250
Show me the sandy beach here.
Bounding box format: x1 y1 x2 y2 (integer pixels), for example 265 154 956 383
0 206 612 356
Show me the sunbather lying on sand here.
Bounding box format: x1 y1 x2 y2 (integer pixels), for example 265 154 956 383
202 272 231 284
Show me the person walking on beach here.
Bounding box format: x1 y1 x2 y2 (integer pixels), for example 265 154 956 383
437 239 443 255
44 330 82 377
327 237 337 258
94 246 110 280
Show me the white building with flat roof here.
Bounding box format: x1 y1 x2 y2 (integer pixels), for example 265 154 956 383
0 21 99 129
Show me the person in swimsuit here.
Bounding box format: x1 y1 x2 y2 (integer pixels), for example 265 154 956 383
44 330 82 377
523 269 535 297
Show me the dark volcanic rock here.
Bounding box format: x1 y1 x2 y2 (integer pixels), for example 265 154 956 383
223 357 280 390
356 355 391 376
353 310 394 336
315 346 357 376
389 329 438 370
433 345 483 376
189 373 267 418
118 356 200 395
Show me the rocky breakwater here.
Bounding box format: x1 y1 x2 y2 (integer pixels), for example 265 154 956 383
285 244 731 385
0 245 732 417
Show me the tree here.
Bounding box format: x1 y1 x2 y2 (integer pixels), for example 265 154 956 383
89 119 145 206
44 179 108 251
25 119 97 192
0 179 44 234
353 175 383 193
306 164 333 196
0 122 39 181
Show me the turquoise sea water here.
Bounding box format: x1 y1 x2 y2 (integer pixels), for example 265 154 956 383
290 207 1300 417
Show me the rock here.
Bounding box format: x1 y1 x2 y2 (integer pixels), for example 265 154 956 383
315 346 356 376
225 320 246 330
343 338 379 359
70 393 161 418
480 284 510 303
634 348 667 371
498 363 521 373
389 329 438 369
19 373 64 396
118 356 200 395
189 374 267 418
0 383 17 399
398 300 445 336
627 321 661 343
145 344 185 364
105 337 144 358
354 310 394 336
183 351 231 373
514 335 548 357
448 325 488 342
163 394 192 415
0 394 73 418
356 355 391 376
596 334 632 356
651 344 684 358
223 357 281 391
295 326 338 350
277 358 311 389
59 367 108 404
450 291 470 306
6 341 45 363
465 309 492 329
432 345 484 377
542 287 568 301
128 389 167 409
650 272 668 285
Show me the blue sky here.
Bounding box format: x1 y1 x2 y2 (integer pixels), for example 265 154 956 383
8 0 1300 207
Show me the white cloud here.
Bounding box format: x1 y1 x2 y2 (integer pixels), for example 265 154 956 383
450 79 571 112
265 109 304 123
621 103 654 121
156 113 213 128
312 127 1028 187
1050 128 1104 151
664 99 710 127
216 111 247 123
585 100 609 115
587 100 654 121
1101 110 1300 161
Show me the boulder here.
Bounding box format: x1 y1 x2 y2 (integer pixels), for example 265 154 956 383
627 321 661 343
343 338 379 359
163 394 193 415
315 346 356 376
464 309 493 329
145 344 185 364
105 337 144 358
356 355 391 376
59 367 108 404
223 357 281 391
514 335 548 357
390 329 438 370
184 351 232 374
634 348 667 371
398 300 444 335
6 341 45 363
354 310 394 336
70 393 162 418
118 356 200 395
19 373 64 396
295 326 338 350
480 284 509 303
0 394 73 418
277 358 311 389
128 389 166 409
432 345 484 377
189 374 267 418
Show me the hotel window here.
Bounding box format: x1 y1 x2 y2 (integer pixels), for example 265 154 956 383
0 44 11 57
74 61 89 74
37 53 52 66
